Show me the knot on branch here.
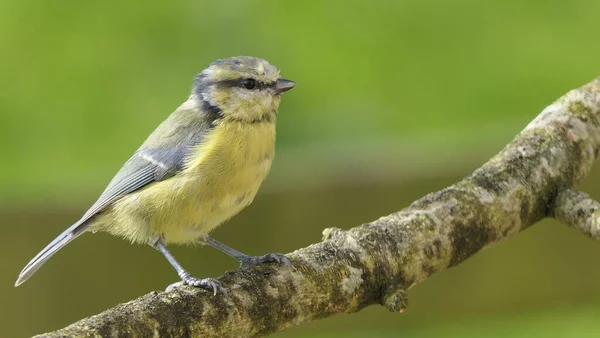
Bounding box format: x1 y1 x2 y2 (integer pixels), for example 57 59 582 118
381 283 408 313
552 189 600 239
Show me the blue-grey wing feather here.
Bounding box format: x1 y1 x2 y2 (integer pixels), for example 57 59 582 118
16 103 218 285
18 136 200 275
78 152 172 223
73 105 213 232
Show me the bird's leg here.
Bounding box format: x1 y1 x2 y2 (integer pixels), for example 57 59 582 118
149 236 226 295
201 235 291 268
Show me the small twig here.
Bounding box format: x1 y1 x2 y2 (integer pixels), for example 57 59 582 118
551 189 600 238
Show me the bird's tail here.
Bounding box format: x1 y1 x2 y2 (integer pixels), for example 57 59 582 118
15 221 87 287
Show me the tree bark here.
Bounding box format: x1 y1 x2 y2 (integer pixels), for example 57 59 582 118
38 78 600 338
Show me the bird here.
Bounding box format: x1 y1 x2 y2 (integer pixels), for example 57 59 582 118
15 56 296 294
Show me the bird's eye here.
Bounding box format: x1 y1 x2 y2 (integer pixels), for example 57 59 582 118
243 78 256 90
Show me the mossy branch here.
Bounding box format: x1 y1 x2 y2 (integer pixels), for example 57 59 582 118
37 78 600 338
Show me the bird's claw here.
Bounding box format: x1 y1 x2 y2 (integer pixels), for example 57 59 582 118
166 276 227 296
240 253 292 268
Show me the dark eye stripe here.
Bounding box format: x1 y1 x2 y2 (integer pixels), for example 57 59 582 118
217 78 275 90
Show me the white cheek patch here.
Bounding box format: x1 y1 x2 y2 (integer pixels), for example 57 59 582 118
232 87 254 100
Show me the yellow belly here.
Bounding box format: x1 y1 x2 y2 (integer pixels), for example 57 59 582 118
95 121 276 244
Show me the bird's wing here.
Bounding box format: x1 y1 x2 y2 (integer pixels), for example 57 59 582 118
78 147 187 223
15 104 214 284
75 105 213 232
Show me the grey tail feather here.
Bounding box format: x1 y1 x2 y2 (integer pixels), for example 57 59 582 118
15 220 88 287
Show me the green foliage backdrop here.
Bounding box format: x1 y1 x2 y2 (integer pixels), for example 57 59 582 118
2 1 600 337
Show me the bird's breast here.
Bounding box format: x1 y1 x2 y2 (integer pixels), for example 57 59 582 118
137 121 276 243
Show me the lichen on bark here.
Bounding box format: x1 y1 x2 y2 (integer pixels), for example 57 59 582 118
38 77 600 338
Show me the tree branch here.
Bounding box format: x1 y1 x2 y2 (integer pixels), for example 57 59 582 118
38 78 600 338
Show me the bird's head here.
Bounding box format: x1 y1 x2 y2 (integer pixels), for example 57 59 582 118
193 56 295 123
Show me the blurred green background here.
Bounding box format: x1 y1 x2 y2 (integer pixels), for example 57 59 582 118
2 0 600 337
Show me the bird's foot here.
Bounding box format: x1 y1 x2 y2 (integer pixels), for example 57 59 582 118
239 253 292 268
166 275 227 296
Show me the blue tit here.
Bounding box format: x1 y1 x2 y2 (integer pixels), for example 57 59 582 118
16 56 296 294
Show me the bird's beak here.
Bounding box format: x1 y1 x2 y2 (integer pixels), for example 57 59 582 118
274 78 296 94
